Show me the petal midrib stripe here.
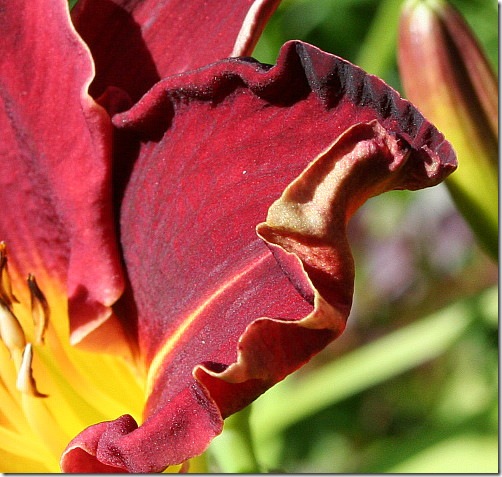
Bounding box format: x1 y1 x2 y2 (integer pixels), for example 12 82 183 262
145 251 272 397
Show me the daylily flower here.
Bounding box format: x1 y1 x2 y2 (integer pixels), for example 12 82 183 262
1 0 456 473
398 0 498 259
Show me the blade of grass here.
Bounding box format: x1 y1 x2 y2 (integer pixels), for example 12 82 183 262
355 0 403 81
207 405 261 473
387 433 498 473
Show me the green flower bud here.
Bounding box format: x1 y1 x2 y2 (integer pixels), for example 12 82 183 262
398 0 498 259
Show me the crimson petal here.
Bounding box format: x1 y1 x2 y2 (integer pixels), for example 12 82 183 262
62 41 456 472
0 0 130 353
72 0 281 103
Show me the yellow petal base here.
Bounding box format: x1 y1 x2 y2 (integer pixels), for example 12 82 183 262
0 255 144 472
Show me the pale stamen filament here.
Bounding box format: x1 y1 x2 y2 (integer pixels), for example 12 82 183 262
16 343 48 397
0 297 26 369
0 243 49 397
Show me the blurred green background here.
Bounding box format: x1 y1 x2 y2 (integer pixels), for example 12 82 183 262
208 0 498 473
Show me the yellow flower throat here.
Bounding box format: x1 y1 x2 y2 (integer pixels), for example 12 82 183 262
0 242 144 472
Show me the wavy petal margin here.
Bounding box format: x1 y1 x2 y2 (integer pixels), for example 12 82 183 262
61 42 456 472
72 0 281 103
0 0 131 354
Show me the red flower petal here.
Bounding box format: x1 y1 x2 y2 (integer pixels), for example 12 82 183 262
62 41 456 472
71 0 281 103
0 0 129 353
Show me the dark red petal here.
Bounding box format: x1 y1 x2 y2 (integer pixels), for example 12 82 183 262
62 386 222 472
71 0 281 103
60 417 136 473
0 0 129 353
63 41 456 472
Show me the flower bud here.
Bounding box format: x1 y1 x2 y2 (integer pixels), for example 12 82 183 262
398 0 498 259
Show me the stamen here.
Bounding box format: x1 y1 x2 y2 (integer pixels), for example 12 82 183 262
0 241 19 305
16 343 47 397
0 243 48 399
27 274 50 345
0 297 26 369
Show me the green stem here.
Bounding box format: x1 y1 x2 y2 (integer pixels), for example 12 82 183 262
355 0 404 80
208 405 261 473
